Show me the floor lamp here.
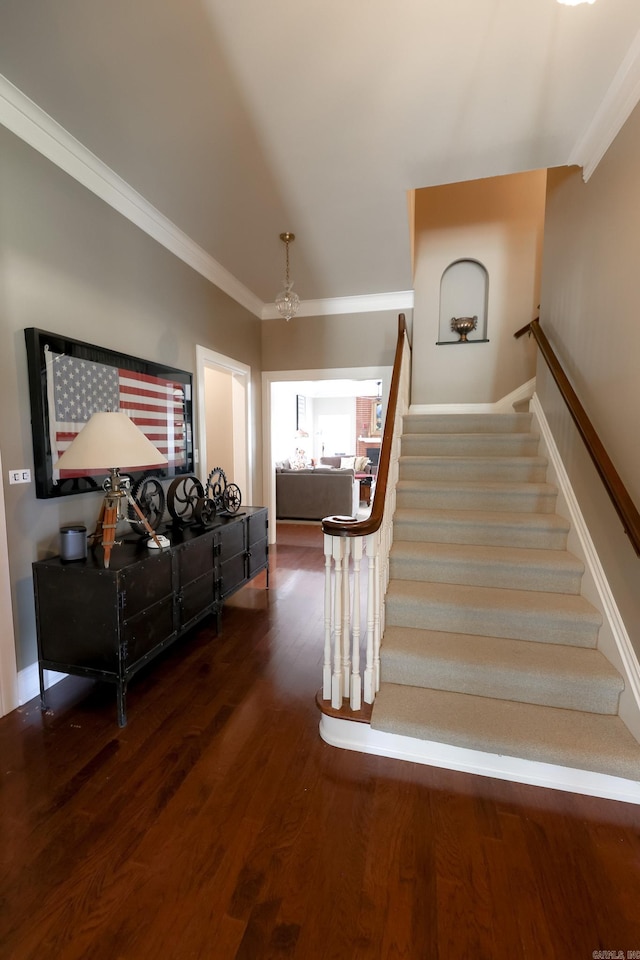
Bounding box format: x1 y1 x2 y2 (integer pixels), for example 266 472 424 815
54 412 168 568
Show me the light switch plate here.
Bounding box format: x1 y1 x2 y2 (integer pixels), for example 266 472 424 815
9 469 31 484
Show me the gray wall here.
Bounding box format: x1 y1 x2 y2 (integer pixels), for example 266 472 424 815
0 126 262 671
539 105 640 658
261 310 408 373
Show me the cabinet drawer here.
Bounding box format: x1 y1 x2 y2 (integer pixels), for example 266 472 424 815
180 571 215 628
247 510 268 547
119 551 173 621
247 537 268 579
216 521 245 559
174 533 214 587
218 553 246 600
34 567 120 670
123 595 176 666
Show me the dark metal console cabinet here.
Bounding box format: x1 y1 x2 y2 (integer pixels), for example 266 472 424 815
33 507 268 726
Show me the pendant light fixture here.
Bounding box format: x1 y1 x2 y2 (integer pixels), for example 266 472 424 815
275 232 300 321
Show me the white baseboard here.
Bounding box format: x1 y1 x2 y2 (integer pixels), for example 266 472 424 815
18 662 66 706
320 715 640 805
530 393 640 742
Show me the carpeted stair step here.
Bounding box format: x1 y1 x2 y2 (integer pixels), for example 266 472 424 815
380 626 623 713
371 684 640 782
396 479 558 513
401 432 540 458
389 541 584 594
392 507 570 550
399 454 549 483
370 409 640 789
385 579 602 647
403 412 533 434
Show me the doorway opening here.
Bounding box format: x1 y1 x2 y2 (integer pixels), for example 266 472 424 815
262 366 392 542
196 347 252 507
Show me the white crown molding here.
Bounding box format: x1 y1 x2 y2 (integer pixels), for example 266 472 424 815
261 290 414 320
0 74 264 317
0 73 414 323
569 28 640 181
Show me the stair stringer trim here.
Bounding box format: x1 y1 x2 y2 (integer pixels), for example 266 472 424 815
319 714 640 805
529 393 640 741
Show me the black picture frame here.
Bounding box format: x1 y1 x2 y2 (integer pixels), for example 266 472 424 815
25 328 194 499
370 399 382 436
296 394 306 432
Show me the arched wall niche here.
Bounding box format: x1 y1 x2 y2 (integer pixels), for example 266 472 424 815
438 258 489 343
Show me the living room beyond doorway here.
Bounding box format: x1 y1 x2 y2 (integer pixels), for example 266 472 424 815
269 377 387 468
264 368 392 538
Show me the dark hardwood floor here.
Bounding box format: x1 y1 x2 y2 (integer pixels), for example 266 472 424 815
2 521 640 959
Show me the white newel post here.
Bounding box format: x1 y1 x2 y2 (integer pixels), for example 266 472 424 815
324 531 368 710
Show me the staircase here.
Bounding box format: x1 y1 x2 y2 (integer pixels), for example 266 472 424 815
370 412 640 784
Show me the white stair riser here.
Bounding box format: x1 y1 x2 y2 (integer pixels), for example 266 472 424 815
385 594 601 647
402 434 540 457
403 413 533 434
389 553 584 594
392 517 569 550
399 457 548 482
381 652 622 714
396 485 558 513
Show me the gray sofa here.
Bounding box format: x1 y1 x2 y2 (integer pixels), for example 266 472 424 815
275 467 356 520
320 455 373 475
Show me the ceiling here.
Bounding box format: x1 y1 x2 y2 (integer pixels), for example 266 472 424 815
1 0 640 313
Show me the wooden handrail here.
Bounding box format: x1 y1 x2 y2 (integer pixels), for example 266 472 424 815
322 313 410 538
516 318 640 556
514 319 535 339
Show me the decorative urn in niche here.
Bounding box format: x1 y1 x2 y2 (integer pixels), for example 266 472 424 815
450 315 478 342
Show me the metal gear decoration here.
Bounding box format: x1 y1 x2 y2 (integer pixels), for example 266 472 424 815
207 467 242 514
167 475 205 523
193 497 217 527
128 476 166 533
223 482 242 514
205 467 243 515
206 467 227 512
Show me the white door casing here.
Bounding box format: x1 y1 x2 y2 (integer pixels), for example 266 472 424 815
195 346 252 507
0 449 19 717
262 366 392 543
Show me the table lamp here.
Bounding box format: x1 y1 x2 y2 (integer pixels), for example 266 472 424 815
54 411 168 568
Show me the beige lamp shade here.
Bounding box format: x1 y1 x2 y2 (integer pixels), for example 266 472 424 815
54 411 168 472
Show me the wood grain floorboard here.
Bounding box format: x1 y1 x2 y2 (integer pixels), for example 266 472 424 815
1 521 640 959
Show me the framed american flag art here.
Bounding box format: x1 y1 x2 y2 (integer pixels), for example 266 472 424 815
25 328 194 499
